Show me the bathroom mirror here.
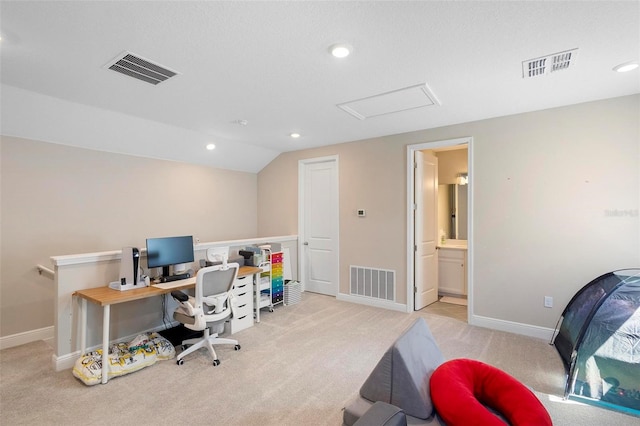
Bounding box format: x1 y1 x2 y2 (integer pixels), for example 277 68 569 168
438 184 468 240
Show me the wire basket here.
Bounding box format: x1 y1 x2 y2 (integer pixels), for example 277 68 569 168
284 281 302 306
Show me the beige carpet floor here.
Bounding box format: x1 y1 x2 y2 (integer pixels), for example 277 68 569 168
439 296 468 306
1 292 637 425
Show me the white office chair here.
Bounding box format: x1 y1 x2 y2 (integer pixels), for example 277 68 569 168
206 246 229 268
171 263 240 366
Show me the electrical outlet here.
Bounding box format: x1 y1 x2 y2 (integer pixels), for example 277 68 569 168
544 296 553 308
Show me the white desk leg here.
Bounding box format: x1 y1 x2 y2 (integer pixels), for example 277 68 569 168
80 298 87 356
101 304 110 384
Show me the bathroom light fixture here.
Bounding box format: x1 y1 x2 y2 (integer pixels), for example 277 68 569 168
329 43 352 58
613 61 639 73
456 173 468 185
206 143 216 150
290 133 301 139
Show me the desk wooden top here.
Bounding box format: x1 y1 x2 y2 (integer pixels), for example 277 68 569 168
73 265 262 306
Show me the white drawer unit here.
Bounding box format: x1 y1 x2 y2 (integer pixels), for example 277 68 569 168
226 274 254 334
438 247 467 296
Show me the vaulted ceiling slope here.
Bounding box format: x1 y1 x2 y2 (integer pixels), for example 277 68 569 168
1 1 638 172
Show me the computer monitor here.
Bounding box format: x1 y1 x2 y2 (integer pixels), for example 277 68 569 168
146 235 194 278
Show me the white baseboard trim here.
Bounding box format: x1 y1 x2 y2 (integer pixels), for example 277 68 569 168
0 326 54 350
336 294 555 341
337 293 408 312
53 351 80 371
470 314 555 341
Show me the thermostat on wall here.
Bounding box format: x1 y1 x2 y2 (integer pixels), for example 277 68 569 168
357 209 366 217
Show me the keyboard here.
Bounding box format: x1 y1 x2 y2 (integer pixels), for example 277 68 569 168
151 276 196 290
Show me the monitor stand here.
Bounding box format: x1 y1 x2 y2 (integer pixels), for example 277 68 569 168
162 265 171 278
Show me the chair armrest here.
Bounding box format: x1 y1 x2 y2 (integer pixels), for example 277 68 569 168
171 291 189 302
172 292 201 324
353 402 407 426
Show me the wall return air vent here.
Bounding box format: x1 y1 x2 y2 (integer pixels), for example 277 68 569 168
104 51 179 85
522 48 578 78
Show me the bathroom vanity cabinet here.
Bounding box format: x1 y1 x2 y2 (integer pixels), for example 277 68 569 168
438 242 467 296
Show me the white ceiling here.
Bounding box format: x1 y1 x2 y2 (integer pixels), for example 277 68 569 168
1 1 638 172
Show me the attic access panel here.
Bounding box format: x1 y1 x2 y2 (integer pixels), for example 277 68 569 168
338 83 440 120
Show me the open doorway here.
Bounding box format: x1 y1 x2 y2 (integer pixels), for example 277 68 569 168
433 145 469 314
406 138 472 322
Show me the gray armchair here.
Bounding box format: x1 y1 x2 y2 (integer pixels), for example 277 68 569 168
353 402 407 426
343 318 445 425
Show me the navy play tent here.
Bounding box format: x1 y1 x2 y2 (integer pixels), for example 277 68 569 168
552 268 640 414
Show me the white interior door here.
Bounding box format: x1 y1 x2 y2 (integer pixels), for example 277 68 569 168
299 157 339 296
414 150 439 310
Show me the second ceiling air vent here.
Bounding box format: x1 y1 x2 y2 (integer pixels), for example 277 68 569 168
104 51 179 85
522 48 578 78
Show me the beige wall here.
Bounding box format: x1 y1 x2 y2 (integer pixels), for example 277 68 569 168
0 137 258 337
1 94 638 341
257 95 640 329
436 148 468 185
258 139 407 302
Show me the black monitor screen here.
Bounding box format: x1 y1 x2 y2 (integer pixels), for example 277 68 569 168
146 235 194 272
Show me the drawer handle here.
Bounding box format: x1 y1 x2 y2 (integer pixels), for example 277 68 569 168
237 276 248 281
237 315 247 320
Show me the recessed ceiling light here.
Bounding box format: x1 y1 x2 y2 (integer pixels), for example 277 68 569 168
613 61 639 73
290 133 301 139
329 43 352 58
206 143 216 150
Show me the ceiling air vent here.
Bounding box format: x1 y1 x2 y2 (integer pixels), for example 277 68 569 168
104 51 179 85
522 48 578 78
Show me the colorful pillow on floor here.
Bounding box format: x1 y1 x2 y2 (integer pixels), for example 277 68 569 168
128 332 176 360
72 332 174 386
429 358 552 426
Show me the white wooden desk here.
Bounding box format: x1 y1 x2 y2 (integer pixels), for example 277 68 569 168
73 266 261 384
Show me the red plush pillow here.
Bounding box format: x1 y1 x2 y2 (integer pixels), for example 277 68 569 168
429 359 552 426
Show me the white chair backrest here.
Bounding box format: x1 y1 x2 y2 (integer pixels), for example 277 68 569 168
195 263 239 302
206 247 230 268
